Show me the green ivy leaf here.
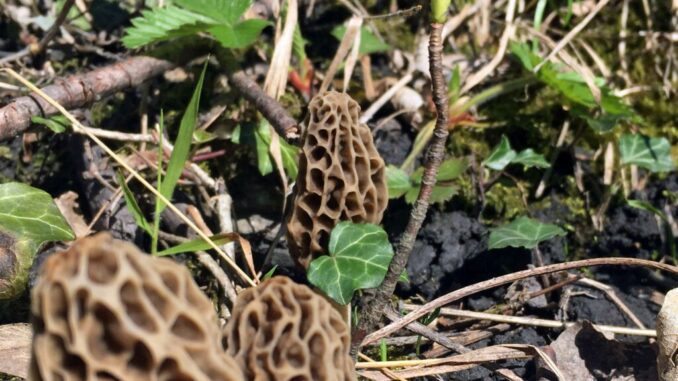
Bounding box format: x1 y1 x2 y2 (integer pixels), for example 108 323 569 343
331 25 391 54
483 135 516 170
619 134 674 173
307 222 394 305
488 216 566 249
0 183 75 299
0 183 74 243
387 165 411 199
512 149 550 169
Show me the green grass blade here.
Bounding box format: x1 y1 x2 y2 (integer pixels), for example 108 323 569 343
158 62 208 211
116 172 152 234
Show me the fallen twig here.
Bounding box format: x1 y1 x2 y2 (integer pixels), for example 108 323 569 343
363 257 678 346
229 71 300 142
0 56 174 140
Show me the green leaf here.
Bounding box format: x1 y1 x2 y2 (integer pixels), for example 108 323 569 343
159 62 207 210
122 6 214 48
209 19 270 49
0 183 76 299
0 183 74 244
512 149 550 169
430 0 451 23
262 265 278 280
627 200 669 224
174 0 251 25
483 135 516 170
331 25 391 54
436 157 468 181
429 185 458 204
307 222 394 305
488 216 566 249
387 165 412 199
401 158 465 204
292 23 308 64
31 115 69 133
254 121 274 175
483 136 549 171
116 173 151 234
156 233 238 256
279 138 300 179
619 134 674 173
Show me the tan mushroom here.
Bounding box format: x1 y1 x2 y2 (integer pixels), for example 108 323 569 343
222 276 356 381
287 91 388 268
29 233 244 381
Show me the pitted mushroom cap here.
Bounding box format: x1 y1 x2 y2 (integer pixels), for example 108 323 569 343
29 233 244 381
287 91 388 268
222 276 356 381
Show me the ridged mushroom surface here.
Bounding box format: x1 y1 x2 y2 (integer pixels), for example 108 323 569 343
222 276 356 381
29 233 244 381
287 91 388 268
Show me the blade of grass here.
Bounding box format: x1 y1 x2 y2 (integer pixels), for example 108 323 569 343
157 232 240 256
151 110 165 255
116 171 152 234
159 62 207 209
0 68 256 287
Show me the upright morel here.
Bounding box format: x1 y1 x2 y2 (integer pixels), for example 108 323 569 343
287 91 388 268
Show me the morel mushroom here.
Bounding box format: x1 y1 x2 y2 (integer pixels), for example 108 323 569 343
29 233 244 381
287 91 388 268
222 276 356 381
657 288 678 381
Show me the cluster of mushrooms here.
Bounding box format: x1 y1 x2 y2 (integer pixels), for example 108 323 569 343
30 91 388 381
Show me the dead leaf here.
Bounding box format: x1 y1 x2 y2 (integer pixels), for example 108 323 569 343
657 288 678 381
54 191 91 238
547 321 658 381
0 323 32 379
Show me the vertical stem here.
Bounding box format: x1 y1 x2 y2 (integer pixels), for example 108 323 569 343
352 22 450 354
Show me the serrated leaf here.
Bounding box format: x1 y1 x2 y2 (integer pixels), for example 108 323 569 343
513 149 550 168
159 62 207 211
619 134 674 173
332 25 391 54
209 19 270 49
488 216 566 249
156 233 239 256
436 157 468 180
387 165 411 198
122 6 214 48
429 185 458 204
483 135 516 170
0 183 74 244
174 0 251 25
307 222 394 305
